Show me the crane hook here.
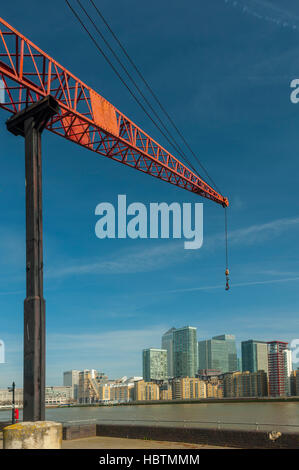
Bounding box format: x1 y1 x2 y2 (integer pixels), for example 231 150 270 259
225 268 230 291
224 206 230 291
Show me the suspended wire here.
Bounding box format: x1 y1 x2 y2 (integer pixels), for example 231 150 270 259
88 0 223 195
224 206 230 291
65 0 230 289
74 0 203 180
224 207 229 270
64 0 202 179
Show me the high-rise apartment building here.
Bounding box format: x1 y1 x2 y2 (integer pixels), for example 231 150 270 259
223 370 268 398
267 341 292 397
172 377 206 400
241 340 268 374
159 382 173 401
290 370 298 396
206 381 223 398
142 348 168 382
63 370 80 401
110 383 134 403
134 380 160 401
78 369 99 403
198 334 237 374
283 348 292 396
173 326 198 378
161 327 176 378
296 371 299 396
98 383 111 402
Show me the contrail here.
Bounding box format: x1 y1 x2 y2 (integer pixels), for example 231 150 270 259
156 276 299 295
250 0 299 21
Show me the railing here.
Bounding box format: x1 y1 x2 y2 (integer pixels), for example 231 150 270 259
60 417 299 432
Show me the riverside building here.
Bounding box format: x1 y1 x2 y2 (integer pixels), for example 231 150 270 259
110 383 134 403
78 369 100 404
0 386 73 406
223 370 268 398
63 370 80 401
134 380 160 401
267 341 292 397
172 377 206 400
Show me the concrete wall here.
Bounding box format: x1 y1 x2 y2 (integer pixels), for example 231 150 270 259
63 424 96 440
95 424 299 449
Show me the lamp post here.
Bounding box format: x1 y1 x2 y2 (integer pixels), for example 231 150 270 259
8 381 15 424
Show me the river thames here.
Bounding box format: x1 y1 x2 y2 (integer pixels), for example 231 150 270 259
1 402 299 432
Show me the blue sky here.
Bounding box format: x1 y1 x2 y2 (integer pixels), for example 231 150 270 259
1 0 299 386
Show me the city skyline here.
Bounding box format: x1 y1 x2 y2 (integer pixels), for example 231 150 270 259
1 0 299 388
1 332 297 403
0 323 298 387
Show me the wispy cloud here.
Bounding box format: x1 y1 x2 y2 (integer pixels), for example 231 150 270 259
249 0 299 21
46 242 182 278
227 216 299 246
1 215 297 282
44 215 299 278
155 276 299 295
224 0 299 30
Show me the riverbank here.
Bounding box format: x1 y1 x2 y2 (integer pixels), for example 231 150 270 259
1 396 298 412
51 396 299 408
1 400 299 434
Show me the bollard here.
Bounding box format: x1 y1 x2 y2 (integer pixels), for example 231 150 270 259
3 421 62 449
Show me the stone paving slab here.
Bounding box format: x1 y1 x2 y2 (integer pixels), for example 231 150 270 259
61 436 234 449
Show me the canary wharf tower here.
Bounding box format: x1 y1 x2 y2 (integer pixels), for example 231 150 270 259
173 326 198 378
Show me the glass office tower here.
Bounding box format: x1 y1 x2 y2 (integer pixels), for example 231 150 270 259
173 326 198 378
161 327 176 378
198 334 237 374
241 340 268 373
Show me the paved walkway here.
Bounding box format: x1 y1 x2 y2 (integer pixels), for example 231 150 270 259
1 433 233 449
62 436 233 449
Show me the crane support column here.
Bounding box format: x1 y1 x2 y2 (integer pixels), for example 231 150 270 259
6 96 59 421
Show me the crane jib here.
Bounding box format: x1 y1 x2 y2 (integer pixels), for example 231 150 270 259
0 16 228 208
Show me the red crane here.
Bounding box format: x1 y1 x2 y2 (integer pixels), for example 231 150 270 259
0 16 229 422
0 17 228 208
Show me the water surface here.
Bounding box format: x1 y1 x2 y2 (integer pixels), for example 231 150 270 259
1 402 299 432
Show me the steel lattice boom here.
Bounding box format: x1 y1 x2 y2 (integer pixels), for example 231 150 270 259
0 17 228 207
